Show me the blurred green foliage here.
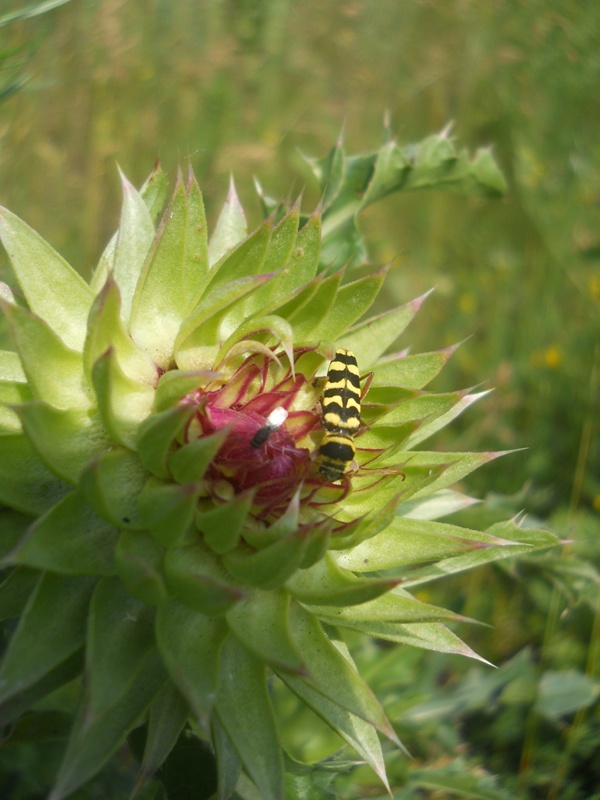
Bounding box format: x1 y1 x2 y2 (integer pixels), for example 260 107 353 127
1 1 599 798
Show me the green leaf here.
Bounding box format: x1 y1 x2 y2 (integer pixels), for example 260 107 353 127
91 346 155 448
115 528 168 606
401 520 561 588
373 347 457 391
4 490 118 576
215 314 294 372
311 268 387 343
535 670 600 719
0 349 26 381
308 586 465 626
137 404 196 479
0 573 95 704
89 163 168 294
409 765 515 800
14 402 112 484
0 352 31 430
0 432 71 515
153 367 221 412
223 528 309 591
49 649 166 800
0 566 38 621
342 292 430 369
243 204 300 311
259 210 321 307
135 681 189 792
0 649 84 728
212 715 242 800
0 207 93 351
147 731 219 800
403 391 489 451
83 276 157 385
175 273 273 369
335 617 487 661
155 598 227 722
283 602 399 744
216 636 284 800
139 160 169 224
375 451 506 502
360 392 464 450
2 300 91 410
226 588 305 674
86 576 156 713
196 489 254 555
206 219 271 293
333 516 508 572
79 448 149 529
169 426 230 483
286 553 399 606
286 269 342 340
138 477 200 547
164 540 246 615
208 179 248 266
0 507 34 557
280 667 391 793
131 173 209 368
112 170 156 322
397 488 479 521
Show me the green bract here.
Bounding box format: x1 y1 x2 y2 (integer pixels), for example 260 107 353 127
0 159 556 800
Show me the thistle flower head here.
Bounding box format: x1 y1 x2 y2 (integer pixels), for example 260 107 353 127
0 161 557 800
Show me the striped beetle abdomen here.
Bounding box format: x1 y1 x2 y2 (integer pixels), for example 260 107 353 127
319 348 361 482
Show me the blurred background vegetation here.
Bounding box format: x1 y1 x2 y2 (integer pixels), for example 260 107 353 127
0 1 599 798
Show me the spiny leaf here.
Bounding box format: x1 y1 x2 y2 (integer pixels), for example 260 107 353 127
137 404 196 479
0 206 93 350
372 346 458 391
2 300 91 410
112 170 156 322
283 602 400 745
226 588 305 674
216 636 284 800
333 516 509 572
79 448 149 529
138 477 200 547
208 178 247 266
91 346 155 449
14 402 112 484
85 577 156 714
343 291 431 368
174 273 274 366
84 276 157 386
311 267 388 343
401 520 561 588
164 540 247 615
134 681 189 793
0 573 95 706
0 432 71 515
155 598 227 722
286 553 399 606
281 675 390 793
287 269 343 340
49 649 166 800
115 529 168 606
131 173 209 367
196 489 254 555
4 490 118 576
0 565 38 622
307 586 467 626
